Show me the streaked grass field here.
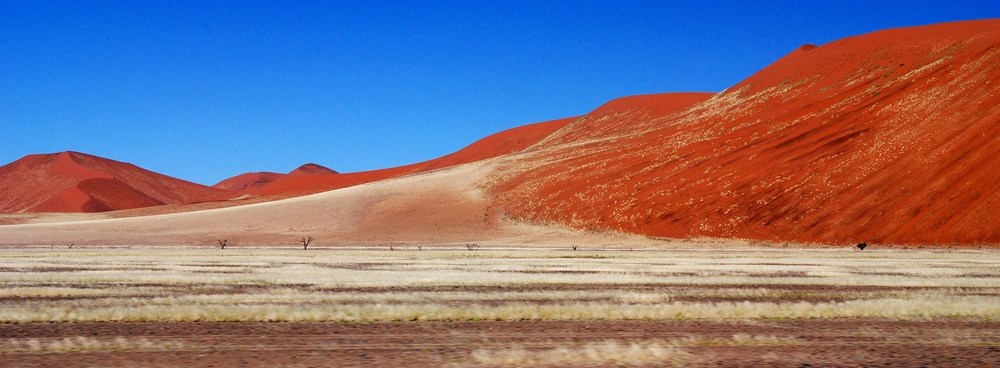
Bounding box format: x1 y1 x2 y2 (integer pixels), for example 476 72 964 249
1 247 999 323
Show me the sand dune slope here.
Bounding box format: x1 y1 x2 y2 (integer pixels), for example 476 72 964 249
237 117 575 199
492 19 1000 245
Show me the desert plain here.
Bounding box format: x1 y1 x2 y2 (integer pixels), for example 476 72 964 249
1 244 999 367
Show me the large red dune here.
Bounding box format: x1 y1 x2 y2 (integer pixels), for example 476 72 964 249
0 152 233 213
491 19 1000 245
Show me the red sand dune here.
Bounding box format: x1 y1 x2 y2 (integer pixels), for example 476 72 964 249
241 163 418 198
240 117 576 198
492 19 1000 245
0 152 233 213
287 163 339 176
212 172 284 192
213 164 337 193
535 93 715 147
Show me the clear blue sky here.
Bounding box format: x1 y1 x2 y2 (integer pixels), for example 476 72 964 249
2 1 998 185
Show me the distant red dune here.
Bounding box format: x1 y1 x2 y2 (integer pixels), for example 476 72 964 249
213 163 337 193
213 172 284 192
288 163 339 176
0 152 233 213
238 117 576 198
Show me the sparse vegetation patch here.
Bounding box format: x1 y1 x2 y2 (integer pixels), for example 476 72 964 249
0 248 998 323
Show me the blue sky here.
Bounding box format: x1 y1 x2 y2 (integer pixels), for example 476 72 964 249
2 1 998 185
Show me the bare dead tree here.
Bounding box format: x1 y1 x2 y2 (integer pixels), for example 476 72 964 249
389 245 394 251
466 243 480 251
572 245 578 251
418 246 422 251
298 236 313 250
68 243 74 249
217 239 229 249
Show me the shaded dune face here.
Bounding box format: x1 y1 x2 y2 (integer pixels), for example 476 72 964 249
0 152 232 213
491 19 1000 245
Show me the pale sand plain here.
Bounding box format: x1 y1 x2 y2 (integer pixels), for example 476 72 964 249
2 247 999 323
1 247 999 366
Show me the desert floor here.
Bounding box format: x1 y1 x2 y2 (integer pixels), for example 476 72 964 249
1 246 998 367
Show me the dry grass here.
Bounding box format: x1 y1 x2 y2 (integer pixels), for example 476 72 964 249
1 336 186 353
1 248 998 323
467 340 691 367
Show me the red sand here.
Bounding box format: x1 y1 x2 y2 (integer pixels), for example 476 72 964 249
212 172 283 192
213 164 336 193
287 163 339 176
536 92 715 147
240 117 575 198
0 152 233 213
493 19 1000 245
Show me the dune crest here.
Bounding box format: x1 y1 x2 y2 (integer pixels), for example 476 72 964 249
212 172 284 192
